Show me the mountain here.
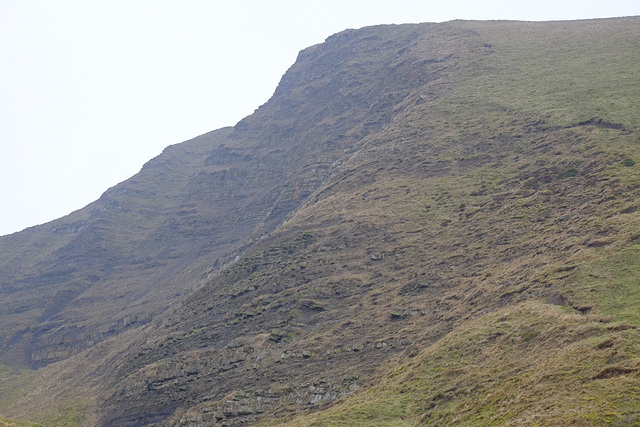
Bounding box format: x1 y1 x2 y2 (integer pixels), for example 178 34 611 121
2 16 640 426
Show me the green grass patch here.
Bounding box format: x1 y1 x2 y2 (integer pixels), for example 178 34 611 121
622 158 636 167
0 416 44 427
278 302 640 426
565 247 640 326
448 20 640 130
0 365 38 412
39 406 86 427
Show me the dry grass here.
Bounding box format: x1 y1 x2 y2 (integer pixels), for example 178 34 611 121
279 302 640 426
3 17 640 427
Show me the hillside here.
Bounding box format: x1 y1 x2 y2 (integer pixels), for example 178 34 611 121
2 16 640 426
0 22 428 370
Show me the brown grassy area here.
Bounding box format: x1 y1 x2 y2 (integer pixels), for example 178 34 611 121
2 17 640 427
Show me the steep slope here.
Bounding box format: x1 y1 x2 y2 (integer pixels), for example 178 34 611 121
260 18 640 426
3 16 640 426
0 23 441 370
0 127 233 367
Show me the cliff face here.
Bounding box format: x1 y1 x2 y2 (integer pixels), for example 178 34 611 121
3 17 640 427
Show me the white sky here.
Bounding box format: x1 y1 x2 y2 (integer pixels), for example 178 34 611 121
1 1 638 236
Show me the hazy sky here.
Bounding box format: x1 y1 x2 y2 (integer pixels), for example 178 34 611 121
1 1 638 236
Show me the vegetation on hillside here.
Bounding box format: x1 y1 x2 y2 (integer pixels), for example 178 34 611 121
1 16 640 426
265 17 640 426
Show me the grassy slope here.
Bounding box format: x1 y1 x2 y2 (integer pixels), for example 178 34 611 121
265 17 640 426
3 17 640 426
0 365 41 427
0 365 37 416
0 417 43 427
280 303 640 426
118 17 640 426
0 128 236 368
